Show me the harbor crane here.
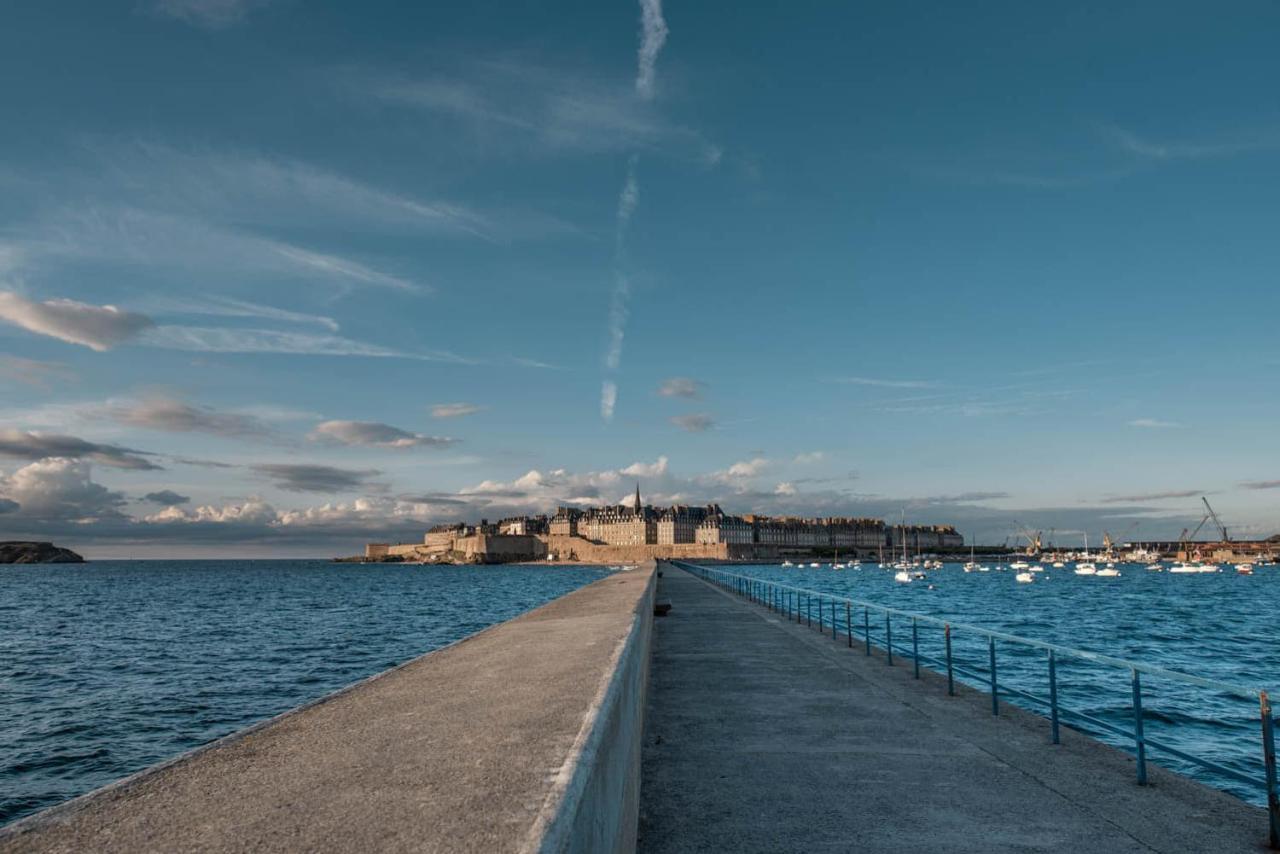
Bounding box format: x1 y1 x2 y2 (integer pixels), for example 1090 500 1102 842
1010 522 1042 556
1202 496 1230 542
1102 522 1139 552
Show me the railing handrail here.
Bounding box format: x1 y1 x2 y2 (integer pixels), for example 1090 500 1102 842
670 561 1271 699
672 560 1280 848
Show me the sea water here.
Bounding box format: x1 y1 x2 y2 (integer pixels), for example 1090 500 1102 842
0 560 610 826
720 561 1280 807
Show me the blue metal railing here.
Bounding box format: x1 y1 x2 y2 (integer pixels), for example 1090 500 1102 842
671 561 1280 848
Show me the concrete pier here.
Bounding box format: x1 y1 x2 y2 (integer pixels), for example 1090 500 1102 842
638 565 1268 853
0 563 656 854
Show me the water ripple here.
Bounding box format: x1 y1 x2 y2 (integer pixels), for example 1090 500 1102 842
0 560 608 827
731 561 1279 806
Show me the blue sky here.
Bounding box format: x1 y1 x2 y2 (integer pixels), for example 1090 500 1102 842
1 0 1278 556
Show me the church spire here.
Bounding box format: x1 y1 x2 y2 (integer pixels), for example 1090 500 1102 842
633 482 642 513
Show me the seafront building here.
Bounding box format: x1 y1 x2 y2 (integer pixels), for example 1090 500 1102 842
365 487 963 564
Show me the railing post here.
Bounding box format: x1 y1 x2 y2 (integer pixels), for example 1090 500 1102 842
806 593 811 627
846 602 853 648
1132 668 1147 785
912 617 920 679
864 607 871 656
818 597 824 634
1260 690 1279 849
1049 650 1060 745
989 637 999 715
885 614 893 666
945 624 954 696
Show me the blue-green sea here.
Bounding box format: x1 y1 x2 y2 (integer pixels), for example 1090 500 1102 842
0 561 609 827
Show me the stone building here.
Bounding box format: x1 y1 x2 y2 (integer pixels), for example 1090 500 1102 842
696 512 755 545
549 507 581 537
888 524 964 550
576 486 658 546
499 515 548 536
657 505 715 545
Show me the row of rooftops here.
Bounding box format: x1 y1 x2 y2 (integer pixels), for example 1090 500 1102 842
426 505 959 536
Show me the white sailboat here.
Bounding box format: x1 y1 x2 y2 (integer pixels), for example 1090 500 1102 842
1074 533 1098 575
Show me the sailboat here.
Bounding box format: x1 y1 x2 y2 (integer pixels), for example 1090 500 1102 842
963 544 982 573
1074 533 1098 575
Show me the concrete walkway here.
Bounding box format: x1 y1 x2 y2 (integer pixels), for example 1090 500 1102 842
1 565 656 854
639 566 1268 853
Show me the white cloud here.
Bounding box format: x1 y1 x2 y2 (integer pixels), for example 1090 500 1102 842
0 356 76 389
605 270 630 373
1102 124 1280 161
22 207 426 296
0 291 154 351
708 457 770 483
144 296 340 332
363 60 711 159
621 456 669 478
833 376 936 389
635 0 669 101
0 430 162 470
617 159 640 228
139 326 472 362
252 463 384 494
147 498 279 525
101 142 491 239
793 451 825 464
269 243 419 293
431 402 483 419
107 397 273 439
309 420 457 449
0 458 127 521
671 413 714 433
601 380 618 422
774 481 797 496
658 377 704 399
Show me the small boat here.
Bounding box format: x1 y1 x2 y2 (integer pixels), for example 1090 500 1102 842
781 560 794 567
894 570 912 584
1096 565 1121 577
1015 571 1034 583
1029 564 1045 573
1010 561 1031 571
809 562 820 568
1169 562 1199 574
1236 563 1255 574
1074 534 1097 575
1052 561 1066 568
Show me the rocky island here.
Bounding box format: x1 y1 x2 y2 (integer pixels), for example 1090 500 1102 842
0 541 86 564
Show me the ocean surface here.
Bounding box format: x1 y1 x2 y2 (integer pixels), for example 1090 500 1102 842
712 561 1279 807
0 560 611 827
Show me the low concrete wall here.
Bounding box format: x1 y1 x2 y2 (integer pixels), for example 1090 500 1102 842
525 562 654 854
0 563 657 854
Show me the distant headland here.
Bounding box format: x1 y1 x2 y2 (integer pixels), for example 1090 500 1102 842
0 542 86 564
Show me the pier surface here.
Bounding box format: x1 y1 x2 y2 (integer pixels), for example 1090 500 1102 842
639 566 1267 853
1 564 655 854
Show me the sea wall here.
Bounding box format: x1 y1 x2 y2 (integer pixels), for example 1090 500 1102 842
540 535 743 563
0 563 658 854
